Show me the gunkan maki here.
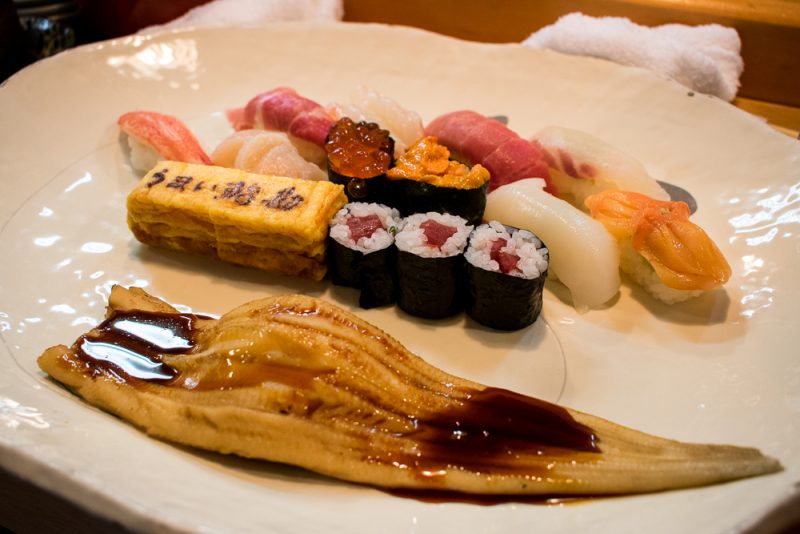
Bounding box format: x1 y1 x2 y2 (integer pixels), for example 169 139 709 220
394 212 473 319
328 202 400 308
324 117 394 202
385 136 490 225
464 221 549 330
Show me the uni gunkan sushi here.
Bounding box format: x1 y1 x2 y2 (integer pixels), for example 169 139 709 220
464 221 549 330
395 212 473 319
324 117 394 202
328 202 400 308
385 136 490 225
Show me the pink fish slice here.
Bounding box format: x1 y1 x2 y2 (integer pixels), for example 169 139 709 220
118 111 212 166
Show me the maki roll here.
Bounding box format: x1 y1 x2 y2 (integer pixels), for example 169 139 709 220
464 221 549 330
328 203 400 308
395 213 473 319
324 117 394 202
385 136 490 225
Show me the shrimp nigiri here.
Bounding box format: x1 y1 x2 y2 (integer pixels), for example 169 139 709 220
118 111 212 174
585 190 731 303
211 130 326 181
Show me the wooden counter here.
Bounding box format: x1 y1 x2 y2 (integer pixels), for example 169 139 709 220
344 0 800 136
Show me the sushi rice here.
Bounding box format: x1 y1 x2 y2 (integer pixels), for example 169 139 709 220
465 221 548 279
329 202 400 254
395 212 472 258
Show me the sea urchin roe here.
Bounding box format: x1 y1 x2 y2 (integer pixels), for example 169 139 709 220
325 117 394 179
386 136 490 189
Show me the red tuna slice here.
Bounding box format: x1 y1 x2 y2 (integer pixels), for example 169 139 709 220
425 110 555 194
482 138 553 192
347 214 385 242
489 238 520 274
420 219 457 248
232 87 334 146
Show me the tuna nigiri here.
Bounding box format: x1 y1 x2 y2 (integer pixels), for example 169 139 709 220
585 190 731 303
485 178 620 310
118 111 212 173
425 110 554 193
211 130 327 181
532 126 669 209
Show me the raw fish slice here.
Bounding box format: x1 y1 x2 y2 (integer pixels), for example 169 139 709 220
328 87 424 156
118 111 212 173
425 110 554 193
211 130 326 181
586 190 731 297
532 126 669 208
38 286 780 495
228 87 335 146
485 179 620 310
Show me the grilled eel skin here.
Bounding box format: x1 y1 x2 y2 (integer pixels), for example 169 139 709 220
38 286 781 495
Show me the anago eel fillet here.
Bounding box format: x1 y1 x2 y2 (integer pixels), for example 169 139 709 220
38 286 780 495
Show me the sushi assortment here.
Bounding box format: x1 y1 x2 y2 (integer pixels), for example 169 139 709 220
117 85 732 315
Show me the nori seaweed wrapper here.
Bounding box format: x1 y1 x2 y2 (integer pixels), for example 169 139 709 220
327 164 387 204
328 237 397 309
396 251 464 319
465 263 548 331
384 179 488 226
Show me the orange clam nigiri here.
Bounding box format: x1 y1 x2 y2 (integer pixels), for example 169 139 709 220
585 190 731 303
118 111 212 173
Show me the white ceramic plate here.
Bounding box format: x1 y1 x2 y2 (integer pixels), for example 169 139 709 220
1 22 798 533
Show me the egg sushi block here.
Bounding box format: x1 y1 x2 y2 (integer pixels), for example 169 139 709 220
126 161 347 281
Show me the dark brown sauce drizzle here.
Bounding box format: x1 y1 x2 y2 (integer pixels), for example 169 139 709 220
74 310 200 383
386 488 595 506
382 387 599 478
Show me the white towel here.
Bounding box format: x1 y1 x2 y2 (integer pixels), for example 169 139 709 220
139 0 343 33
523 13 744 101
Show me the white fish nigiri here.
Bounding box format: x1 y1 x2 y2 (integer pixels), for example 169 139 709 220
485 178 620 310
327 86 424 157
211 130 326 181
532 126 669 209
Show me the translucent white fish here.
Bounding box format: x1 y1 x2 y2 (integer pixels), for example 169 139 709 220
485 178 620 310
211 130 326 181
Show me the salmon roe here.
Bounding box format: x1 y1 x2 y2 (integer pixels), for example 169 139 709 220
325 118 394 179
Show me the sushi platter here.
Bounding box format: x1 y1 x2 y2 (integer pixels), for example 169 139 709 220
1 22 799 533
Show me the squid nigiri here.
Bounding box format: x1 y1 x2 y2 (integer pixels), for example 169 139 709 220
211 130 327 181
485 178 620 310
118 111 212 174
532 126 669 209
585 190 731 303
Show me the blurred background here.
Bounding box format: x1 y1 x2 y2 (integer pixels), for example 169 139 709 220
1 1 798 127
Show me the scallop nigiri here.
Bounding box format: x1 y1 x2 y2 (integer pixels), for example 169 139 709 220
327 86 424 157
211 130 327 181
585 190 731 303
118 111 212 174
485 178 620 310
531 126 669 209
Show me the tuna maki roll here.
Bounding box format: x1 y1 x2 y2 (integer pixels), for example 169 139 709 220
328 202 400 309
324 117 394 202
395 212 473 319
385 136 490 225
464 221 549 330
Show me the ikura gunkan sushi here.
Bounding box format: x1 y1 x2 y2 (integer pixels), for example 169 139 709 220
324 118 395 202
465 222 549 330
385 136 490 225
395 213 473 319
328 203 401 308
